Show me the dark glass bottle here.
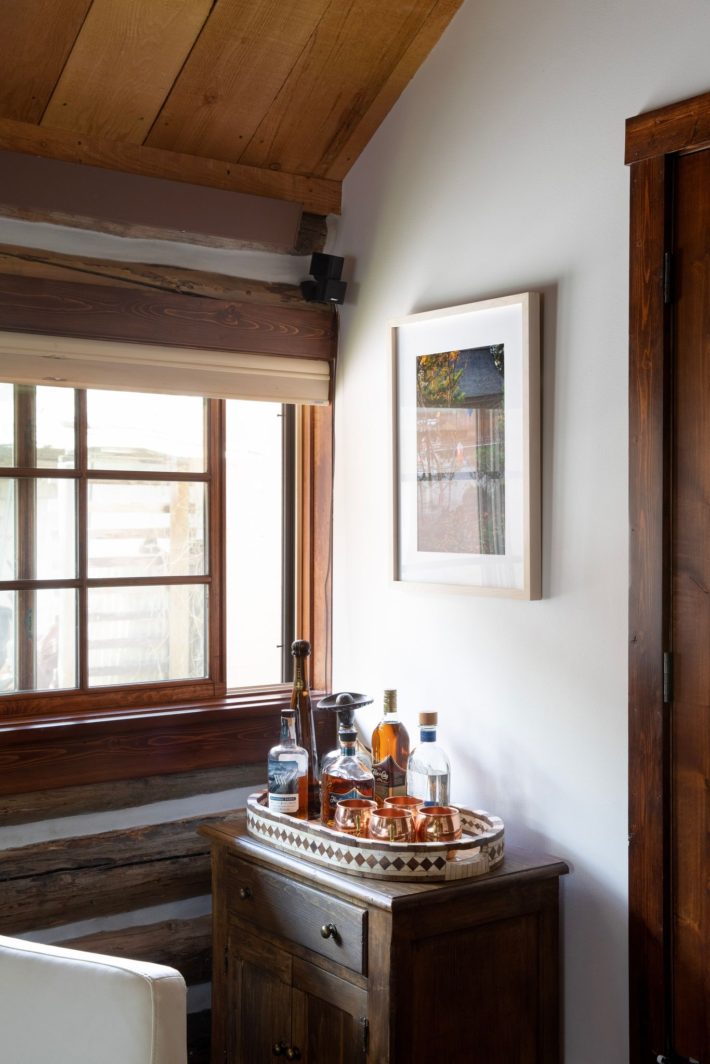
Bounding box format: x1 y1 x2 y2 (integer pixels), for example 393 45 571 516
291 639 320 819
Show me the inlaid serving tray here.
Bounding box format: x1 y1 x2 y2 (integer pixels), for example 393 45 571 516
246 791 504 881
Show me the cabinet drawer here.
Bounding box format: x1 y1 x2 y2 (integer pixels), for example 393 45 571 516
227 857 367 974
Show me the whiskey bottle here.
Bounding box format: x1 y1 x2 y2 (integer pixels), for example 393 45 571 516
320 727 375 826
371 689 410 805
267 709 308 819
291 639 320 819
406 712 451 807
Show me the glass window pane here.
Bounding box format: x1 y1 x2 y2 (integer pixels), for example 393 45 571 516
87 391 206 473
226 400 283 687
88 481 206 579
0 479 15 580
0 589 77 694
0 384 13 467
36 478 77 579
35 386 76 469
88 584 207 687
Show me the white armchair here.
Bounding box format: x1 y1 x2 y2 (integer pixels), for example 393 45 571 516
0 934 187 1064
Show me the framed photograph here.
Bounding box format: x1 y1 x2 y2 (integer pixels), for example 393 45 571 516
391 292 540 598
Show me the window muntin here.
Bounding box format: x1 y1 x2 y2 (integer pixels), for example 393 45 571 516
0 384 293 704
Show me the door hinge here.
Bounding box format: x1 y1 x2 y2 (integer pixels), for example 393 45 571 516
663 251 674 304
223 944 229 974
360 1016 369 1055
663 651 673 704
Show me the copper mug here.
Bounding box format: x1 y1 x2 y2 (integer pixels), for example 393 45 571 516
384 794 424 831
368 806 416 843
416 805 462 843
333 798 377 837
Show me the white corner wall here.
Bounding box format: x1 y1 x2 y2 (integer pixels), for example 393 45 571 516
330 2 710 1061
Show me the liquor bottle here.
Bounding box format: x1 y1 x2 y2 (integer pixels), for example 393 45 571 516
406 712 451 807
291 639 320 819
371 689 410 805
320 727 375 826
267 708 309 819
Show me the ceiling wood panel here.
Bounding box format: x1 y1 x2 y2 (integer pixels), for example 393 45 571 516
324 0 464 180
238 0 447 176
0 0 463 218
0 118 341 215
146 0 331 160
0 0 93 124
41 0 213 143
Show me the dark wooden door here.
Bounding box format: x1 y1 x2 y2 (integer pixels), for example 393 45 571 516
227 925 292 1064
671 145 710 1062
291 962 368 1064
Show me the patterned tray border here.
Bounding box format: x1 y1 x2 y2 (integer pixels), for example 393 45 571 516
246 792 505 881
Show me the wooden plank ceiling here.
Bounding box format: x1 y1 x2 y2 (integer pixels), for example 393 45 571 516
0 0 463 217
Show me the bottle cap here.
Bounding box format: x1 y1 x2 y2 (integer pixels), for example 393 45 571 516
419 712 438 726
383 689 397 712
340 728 357 743
291 639 311 657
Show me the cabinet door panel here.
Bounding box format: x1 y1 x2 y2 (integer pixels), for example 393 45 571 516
228 925 292 1064
292 986 366 1064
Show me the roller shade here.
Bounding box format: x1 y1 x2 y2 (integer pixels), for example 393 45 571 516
0 330 330 404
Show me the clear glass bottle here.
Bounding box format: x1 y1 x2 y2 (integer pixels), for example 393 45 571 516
267 708 309 819
371 689 410 805
291 639 320 819
406 712 451 807
320 727 375 826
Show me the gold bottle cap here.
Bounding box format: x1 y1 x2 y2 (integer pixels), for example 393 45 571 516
383 689 397 713
419 712 438 726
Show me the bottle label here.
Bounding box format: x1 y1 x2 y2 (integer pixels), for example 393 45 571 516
268 757 300 814
372 755 407 802
327 785 372 813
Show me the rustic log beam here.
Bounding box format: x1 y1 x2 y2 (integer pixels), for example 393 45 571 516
0 812 239 933
0 765 263 826
0 244 324 307
62 914 212 986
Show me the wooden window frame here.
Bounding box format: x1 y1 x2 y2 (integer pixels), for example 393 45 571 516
0 273 335 797
626 89 710 1062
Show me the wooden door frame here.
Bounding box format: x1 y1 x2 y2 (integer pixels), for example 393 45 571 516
627 89 710 1062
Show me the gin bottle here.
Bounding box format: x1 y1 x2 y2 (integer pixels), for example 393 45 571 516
291 639 320 819
406 712 451 807
267 708 309 819
320 727 375 826
371 689 410 805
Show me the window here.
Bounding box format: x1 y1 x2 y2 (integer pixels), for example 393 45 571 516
0 384 294 710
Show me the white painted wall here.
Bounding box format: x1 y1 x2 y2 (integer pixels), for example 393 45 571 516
330 2 710 1061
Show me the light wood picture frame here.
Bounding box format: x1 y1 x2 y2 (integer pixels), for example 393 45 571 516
391 292 541 598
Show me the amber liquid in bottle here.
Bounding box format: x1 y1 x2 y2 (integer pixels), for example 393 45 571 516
320 728 375 827
291 639 320 820
371 689 410 805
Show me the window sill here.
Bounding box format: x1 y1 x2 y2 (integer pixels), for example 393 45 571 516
0 687 298 796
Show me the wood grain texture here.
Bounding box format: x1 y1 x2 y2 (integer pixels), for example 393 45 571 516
627 152 670 1064
239 0 460 178
42 0 212 143
0 117 341 214
0 0 93 124
147 0 331 161
325 0 464 180
670 147 710 1063
299 403 334 692
626 90 710 164
0 274 337 360
0 764 263 826
0 244 323 307
0 812 230 933
62 913 212 985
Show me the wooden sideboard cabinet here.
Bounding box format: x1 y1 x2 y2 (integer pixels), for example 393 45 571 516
203 817 568 1064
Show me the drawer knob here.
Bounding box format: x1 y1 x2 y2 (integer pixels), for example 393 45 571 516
239 886 252 901
286 1047 301 1061
320 922 337 940
272 1042 287 1057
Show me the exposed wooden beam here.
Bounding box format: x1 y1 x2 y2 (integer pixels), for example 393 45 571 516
0 118 341 215
625 90 710 164
0 244 321 307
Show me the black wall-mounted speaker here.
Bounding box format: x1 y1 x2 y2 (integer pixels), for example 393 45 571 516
301 253 347 304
